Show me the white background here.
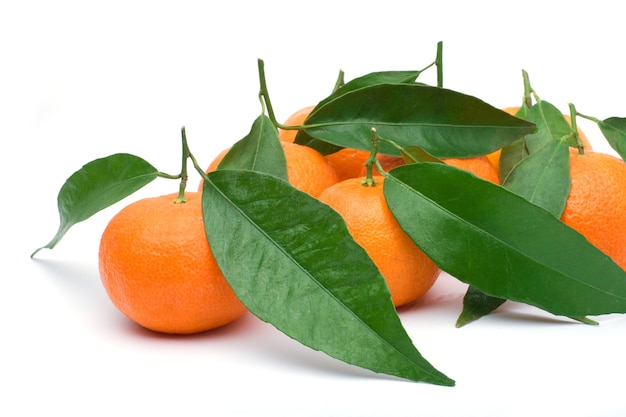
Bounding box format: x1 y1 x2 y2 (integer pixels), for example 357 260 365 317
2 1 625 416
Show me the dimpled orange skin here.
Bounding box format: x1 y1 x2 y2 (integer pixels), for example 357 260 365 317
99 192 248 334
318 176 441 307
561 152 626 270
325 148 372 181
201 141 339 198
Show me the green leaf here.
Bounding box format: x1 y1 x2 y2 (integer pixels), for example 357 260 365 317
498 138 528 183
299 83 536 158
401 146 442 163
598 117 626 161
458 139 572 325
523 101 572 154
503 139 571 217
385 162 626 318
32 153 158 257
202 169 454 386
313 70 423 112
217 114 287 180
295 71 422 154
498 101 571 185
456 286 506 327
514 104 529 119
493 101 530 181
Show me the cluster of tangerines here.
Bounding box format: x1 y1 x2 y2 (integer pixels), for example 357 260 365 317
98 105 626 335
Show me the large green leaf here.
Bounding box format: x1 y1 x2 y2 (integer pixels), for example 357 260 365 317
299 83 536 158
202 169 454 386
32 153 158 257
598 117 626 161
295 71 423 155
217 114 287 180
457 139 572 326
385 162 626 317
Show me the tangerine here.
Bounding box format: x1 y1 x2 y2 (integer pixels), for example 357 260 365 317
99 192 248 334
561 152 626 270
318 176 440 307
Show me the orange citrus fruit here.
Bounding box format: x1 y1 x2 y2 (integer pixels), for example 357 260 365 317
318 176 440 307
324 148 371 180
201 141 339 198
442 156 500 184
278 105 316 143
99 192 248 334
561 152 626 270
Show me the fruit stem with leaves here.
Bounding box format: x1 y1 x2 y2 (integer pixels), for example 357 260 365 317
157 126 213 204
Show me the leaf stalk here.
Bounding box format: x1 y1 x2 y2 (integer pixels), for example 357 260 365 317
567 103 585 155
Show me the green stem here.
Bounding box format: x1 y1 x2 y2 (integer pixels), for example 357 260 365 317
575 110 601 124
521 69 534 108
257 58 284 130
189 145 211 185
173 126 190 203
567 103 586 155
362 128 384 186
436 41 443 88
415 42 442 85
156 171 180 180
332 69 345 93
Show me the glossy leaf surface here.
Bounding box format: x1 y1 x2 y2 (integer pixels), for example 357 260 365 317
385 162 626 317
503 138 571 217
32 153 158 256
498 101 570 181
498 138 527 183
598 117 626 161
523 101 572 154
295 71 422 154
299 83 536 158
202 169 454 385
459 139 571 325
217 114 287 180
312 70 422 114
456 286 506 327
